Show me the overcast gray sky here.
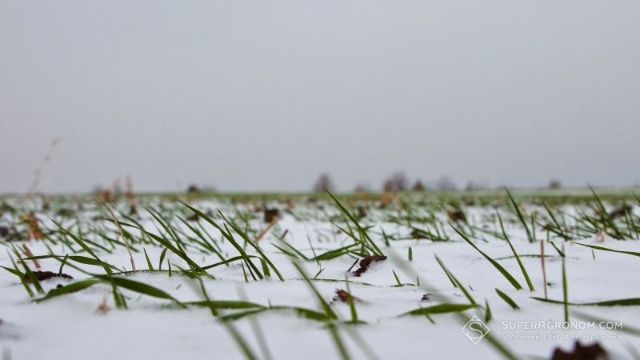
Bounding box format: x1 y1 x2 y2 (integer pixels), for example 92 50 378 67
1 0 639 193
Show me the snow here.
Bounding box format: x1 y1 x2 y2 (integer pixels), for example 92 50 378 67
1 197 639 359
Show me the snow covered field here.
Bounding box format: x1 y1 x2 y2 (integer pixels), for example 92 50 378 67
1 191 639 359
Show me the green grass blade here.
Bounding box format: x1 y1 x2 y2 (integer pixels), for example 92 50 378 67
495 288 519 310
452 224 522 290
401 303 475 316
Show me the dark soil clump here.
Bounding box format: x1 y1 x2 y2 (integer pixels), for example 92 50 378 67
263 208 280 223
352 255 387 277
25 271 73 283
551 341 608 360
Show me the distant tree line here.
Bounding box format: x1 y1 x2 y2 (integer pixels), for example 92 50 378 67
310 172 563 193
181 173 564 194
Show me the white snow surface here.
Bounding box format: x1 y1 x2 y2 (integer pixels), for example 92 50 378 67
1 199 639 360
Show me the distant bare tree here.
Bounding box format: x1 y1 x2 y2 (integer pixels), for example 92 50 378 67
186 184 216 193
383 172 408 192
465 181 487 191
433 176 457 191
548 179 562 190
354 183 371 193
411 180 426 192
186 184 200 193
313 173 335 193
